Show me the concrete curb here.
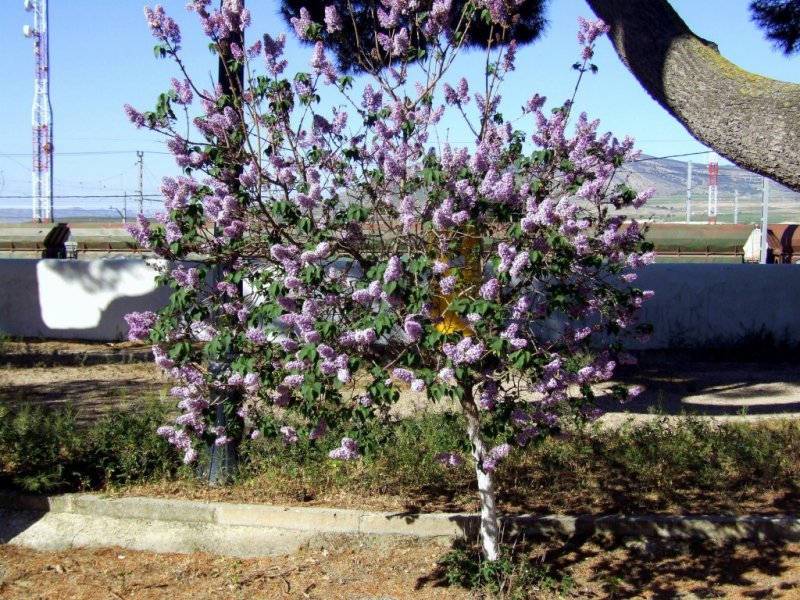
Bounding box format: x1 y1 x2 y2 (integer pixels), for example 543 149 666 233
1 492 798 558
0 348 152 367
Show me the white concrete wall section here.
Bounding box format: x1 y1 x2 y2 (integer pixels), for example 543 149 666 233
0 259 171 341
1 259 800 348
633 263 800 350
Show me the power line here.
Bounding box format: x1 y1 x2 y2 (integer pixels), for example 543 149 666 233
0 150 171 157
0 194 162 199
631 151 711 163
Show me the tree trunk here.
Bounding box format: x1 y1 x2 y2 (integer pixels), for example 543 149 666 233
459 385 501 561
586 0 800 192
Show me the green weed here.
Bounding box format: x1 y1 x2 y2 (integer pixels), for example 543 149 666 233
1 401 798 517
437 545 575 599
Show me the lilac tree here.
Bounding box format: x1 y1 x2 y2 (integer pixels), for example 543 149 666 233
125 0 653 560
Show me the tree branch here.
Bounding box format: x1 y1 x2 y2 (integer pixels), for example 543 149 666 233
586 0 800 191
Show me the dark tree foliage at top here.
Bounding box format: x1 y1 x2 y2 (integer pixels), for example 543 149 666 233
750 0 800 54
279 0 548 74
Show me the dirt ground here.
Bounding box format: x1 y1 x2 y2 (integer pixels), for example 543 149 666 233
3 340 800 423
3 340 800 598
2 536 800 599
0 341 166 423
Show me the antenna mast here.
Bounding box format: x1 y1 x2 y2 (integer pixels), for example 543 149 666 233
23 0 54 223
137 151 144 215
707 155 719 225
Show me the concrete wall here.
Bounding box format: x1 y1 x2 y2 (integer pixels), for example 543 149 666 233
0 258 171 341
1 259 800 349
633 263 800 350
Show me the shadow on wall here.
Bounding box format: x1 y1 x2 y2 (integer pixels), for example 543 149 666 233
0 259 171 341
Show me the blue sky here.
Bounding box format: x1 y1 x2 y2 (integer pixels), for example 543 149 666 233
1 0 797 216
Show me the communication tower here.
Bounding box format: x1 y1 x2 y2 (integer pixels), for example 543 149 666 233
23 0 54 223
707 155 719 225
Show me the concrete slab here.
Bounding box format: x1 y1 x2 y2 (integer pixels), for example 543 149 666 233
215 503 362 532
0 510 315 558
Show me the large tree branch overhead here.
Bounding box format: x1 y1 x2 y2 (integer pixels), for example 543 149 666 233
586 0 800 191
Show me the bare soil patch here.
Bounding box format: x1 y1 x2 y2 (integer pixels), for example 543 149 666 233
2 536 800 599
0 341 167 422
5 341 800 422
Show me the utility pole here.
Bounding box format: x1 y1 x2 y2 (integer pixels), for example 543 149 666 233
686 161 692 223
760 177 770 264
136 151 144 215
707 156 718 225
206 0 245 486
734 189 738 225
23 0 53 223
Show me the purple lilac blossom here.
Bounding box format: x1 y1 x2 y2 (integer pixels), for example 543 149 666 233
437 367 456 385
125 311 157 342
515 428 539 446
289 7 313 40
144 5 181 47
439 275 457 294
262 33 288 76
125 214 153 248
283 374 304 388
383 256 403 282
403 317 424 342
329 437 359 460
432 260 449 275
479 381 498 410
170 78 193 104
151 345 174 370
324 5 342 32
246 328 267 345
482 443 511 472
157 426 196 464
352 289 374 305
443 337 485 365
339 328 376 346
310 41 337 84
123 104 146 128
392 368 414 384
480 278 499 300
243 373 260 395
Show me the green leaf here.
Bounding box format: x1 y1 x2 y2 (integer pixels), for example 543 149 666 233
343 146 360 160
511 350 531 369
169 341 191 362
346 204 370 221
298 344 319 362
337 75 354 91
298 217 314 234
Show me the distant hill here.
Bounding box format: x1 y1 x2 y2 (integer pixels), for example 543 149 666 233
0 207 130 224
618 155 800 202
2 156 798 224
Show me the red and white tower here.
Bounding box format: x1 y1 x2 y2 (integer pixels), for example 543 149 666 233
707 155 719 225
23 0 53 223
